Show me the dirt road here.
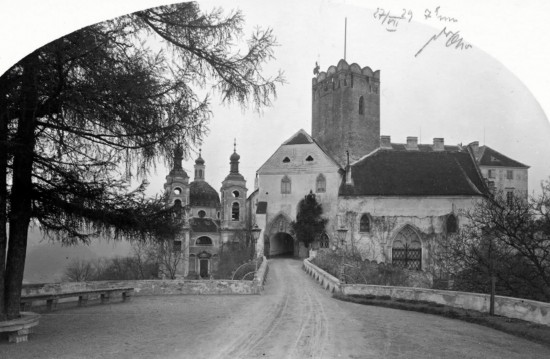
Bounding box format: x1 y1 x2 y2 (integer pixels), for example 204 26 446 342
2 258 550 358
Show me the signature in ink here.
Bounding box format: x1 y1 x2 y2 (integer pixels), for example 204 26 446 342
373 8 413 32
424 6 458 23
415 27 472 57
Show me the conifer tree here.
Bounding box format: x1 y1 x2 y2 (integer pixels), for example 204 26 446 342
291 191 327 249
0 2 282 320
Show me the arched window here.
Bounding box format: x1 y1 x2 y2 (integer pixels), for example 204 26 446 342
173 187 182 195
196 236 213 246
320 233 330 248
281 176 291 194
359 214 370 232
316 174 326 193
392 226 422 270
231 202 240 221
359 96 364 115
232 190 240 198
199 169 203 178
446 214 458 234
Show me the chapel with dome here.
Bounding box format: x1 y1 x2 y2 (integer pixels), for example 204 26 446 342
163 143 247 278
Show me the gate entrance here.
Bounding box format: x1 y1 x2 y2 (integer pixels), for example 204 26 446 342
269 232 295 257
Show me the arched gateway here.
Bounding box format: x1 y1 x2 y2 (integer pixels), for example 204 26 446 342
265 213 296 257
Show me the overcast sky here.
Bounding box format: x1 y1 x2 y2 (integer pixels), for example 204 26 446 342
1 0 549 197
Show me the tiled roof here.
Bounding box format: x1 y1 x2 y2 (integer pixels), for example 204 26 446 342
190 218 219 233
477 146 529 168
340 149 487 196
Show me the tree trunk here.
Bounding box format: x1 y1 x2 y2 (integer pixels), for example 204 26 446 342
0 75 9 321
4 52 39 319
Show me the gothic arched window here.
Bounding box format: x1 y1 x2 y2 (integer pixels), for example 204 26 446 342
316 174 326 193
447 214 458 234
359 214 370 232
359 96 365 115
392 226 422 270
231 202 240 221
281 176 291 194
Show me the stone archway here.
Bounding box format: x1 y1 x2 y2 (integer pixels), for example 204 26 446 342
265 213 296 257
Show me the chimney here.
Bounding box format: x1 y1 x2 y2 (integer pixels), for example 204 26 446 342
469 141 479 155
380 135 392 149
406 136 418 150
433 138 444 151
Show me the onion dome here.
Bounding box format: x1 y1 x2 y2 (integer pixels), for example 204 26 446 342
189 181 220 207
169 144 188 178
195 149 205 165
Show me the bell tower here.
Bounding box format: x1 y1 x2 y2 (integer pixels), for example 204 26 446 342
164 144 190 207
312 59 380 165
220 140 247 242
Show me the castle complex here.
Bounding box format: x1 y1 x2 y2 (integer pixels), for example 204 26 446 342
163 59 528 278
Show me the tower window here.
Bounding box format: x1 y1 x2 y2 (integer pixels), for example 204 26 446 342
359 96 364 115
173 187 182 195
232 190 240 198
198 210 206 218
283 157 290 163
199 169 203 178
360 214 370 233
306 155 314 162
281 176 291 194
316 174 326 193
231 202 240 221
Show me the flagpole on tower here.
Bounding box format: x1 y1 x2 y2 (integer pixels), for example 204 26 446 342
344 17 347 61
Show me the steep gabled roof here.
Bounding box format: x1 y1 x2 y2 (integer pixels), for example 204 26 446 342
340 150 487 197
476 145 529 168
282 129 313 145
257 129 341 173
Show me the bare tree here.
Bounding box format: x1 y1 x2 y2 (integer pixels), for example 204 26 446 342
63 259 96 282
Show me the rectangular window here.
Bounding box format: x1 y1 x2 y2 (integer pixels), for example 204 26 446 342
507 170 513 180
506 191 514 206
488 169 495 179
173 240 182 252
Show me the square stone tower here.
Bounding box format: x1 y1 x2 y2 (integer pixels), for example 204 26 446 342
312 59 380 165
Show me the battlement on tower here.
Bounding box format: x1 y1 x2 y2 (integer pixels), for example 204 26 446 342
312 59 380 97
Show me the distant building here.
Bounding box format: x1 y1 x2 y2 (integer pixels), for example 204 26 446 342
163 146 247 278
468 141 529 203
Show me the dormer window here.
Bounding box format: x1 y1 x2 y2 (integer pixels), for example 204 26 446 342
283 157 290 163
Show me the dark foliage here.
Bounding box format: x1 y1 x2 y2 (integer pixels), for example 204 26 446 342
291 191 327 248
0 2 282 319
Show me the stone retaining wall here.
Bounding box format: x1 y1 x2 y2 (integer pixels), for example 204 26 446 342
303 259 550 326
23 257 269 298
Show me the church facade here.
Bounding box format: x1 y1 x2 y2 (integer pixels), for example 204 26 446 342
163 144 248 278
